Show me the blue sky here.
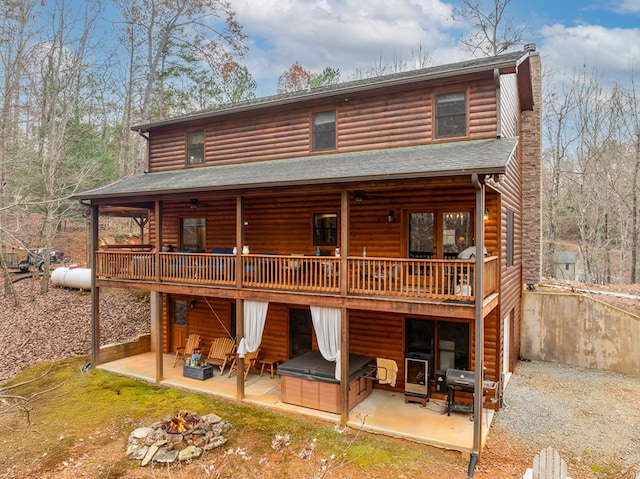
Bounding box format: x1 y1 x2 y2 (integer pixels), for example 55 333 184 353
228 0 640 95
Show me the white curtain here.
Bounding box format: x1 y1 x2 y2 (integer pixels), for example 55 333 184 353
237 300 269 357
310 306 341 380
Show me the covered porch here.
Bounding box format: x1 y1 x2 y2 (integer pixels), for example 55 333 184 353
97 351 495 454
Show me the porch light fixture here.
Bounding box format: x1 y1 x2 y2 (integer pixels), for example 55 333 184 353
189 299 197 309
190 198 198 209
484 208 489 221
388 210 394 223
354 190 365 203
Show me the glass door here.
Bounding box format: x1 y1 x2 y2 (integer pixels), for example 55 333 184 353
408 212 434 258
442 211 471 258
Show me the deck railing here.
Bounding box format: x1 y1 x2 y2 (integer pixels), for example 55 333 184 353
95 251 498 301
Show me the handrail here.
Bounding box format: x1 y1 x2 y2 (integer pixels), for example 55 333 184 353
95 251 498 301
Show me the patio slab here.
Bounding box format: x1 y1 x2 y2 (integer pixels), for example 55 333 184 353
96 352 494 454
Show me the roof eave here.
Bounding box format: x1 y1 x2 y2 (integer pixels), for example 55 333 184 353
132 52 530 133
76 166 508 203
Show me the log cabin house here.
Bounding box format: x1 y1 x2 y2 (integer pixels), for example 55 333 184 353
77 48 541 435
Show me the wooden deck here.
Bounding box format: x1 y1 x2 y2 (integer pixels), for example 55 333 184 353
95 251 499 301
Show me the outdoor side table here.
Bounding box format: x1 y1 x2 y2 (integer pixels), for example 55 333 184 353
183 364 214 380
259 358 280 379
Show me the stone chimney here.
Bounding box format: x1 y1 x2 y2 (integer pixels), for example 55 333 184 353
520 51 542 285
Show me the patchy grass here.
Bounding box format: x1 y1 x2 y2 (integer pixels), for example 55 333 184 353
1 356 466 478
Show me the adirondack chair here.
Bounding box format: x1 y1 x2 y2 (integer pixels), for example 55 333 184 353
523 447 570 479
206 337 236 374
172 334 202 367
227 349 261 380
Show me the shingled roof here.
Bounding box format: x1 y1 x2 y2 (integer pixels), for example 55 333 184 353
77 137 518 200
132 50 533 133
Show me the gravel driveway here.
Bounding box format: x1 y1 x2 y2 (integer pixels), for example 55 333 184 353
486 360 640 478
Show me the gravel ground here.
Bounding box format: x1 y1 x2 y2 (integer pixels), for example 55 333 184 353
487 360 640 478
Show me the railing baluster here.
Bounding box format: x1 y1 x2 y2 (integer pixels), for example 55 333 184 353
95 251 497 301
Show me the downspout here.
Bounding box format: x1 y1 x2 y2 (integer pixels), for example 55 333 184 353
137 129 150 173
494 68 502 139
468 173 485 478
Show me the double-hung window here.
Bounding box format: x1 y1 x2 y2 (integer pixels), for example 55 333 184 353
187 131 204 165
435 91 467 138
312 111 336 151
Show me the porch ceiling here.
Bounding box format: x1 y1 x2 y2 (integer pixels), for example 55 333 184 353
76 137 517 201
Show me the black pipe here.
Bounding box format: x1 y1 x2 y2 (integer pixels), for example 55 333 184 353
468 452 478 478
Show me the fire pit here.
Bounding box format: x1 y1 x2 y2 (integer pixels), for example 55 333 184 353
126 411 231 466
164 409 195 434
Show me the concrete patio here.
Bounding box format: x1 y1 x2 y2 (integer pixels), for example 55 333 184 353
96 352 495 454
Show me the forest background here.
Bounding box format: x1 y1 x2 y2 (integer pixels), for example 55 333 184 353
1 0 639 293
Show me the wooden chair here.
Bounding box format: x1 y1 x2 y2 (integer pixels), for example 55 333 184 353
523 447 570 479
206 337 236 374
172 334 202 367
227 349 260 380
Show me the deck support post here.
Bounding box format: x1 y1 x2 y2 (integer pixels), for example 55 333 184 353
469 173 485 478
339 190 350 424
153 292 163 383
90 203 100 366
236 196 245 400
339 308 349 425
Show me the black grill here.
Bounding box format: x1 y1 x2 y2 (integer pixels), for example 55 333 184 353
445 368 475 392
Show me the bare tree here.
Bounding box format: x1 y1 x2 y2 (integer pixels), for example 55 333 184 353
542 71 581 277
16 1 115 293
612 71 640 283
352 43 433 80
0 0 38 298
453 0 526 56
114 0 247 173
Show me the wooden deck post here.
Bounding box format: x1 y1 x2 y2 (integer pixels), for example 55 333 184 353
339 190 350 424
153 292 163 383
90 203 100 366
236 196 245 400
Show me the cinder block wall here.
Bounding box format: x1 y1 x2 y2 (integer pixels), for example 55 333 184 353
521 291 640 378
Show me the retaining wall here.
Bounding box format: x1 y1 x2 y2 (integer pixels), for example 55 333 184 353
521 291 640 378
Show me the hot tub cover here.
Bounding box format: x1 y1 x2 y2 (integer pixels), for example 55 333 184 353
278 350 374 383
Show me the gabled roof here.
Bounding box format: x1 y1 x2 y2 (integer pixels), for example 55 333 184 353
554 251 579 264
133 49 534 133
76 137 518 201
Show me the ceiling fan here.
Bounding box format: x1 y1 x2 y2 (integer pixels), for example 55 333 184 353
352 190 384 203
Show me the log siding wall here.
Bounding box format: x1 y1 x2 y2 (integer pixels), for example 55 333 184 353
125 59 540 402
146 74 498 173
500 74 519 138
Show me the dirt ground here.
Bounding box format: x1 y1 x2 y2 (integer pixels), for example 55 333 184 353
2 226 638 478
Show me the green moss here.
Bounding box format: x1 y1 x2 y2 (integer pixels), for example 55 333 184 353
2 356 463 477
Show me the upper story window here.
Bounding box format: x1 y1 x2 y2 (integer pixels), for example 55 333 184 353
312 111 336 151
187 131 204 165
435 91 466 138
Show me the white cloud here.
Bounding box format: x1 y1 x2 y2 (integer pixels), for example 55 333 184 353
231 0 462 94
612 0 640 13
539 24 640 79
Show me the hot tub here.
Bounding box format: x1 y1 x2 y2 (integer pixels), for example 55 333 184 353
278 351 374 414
